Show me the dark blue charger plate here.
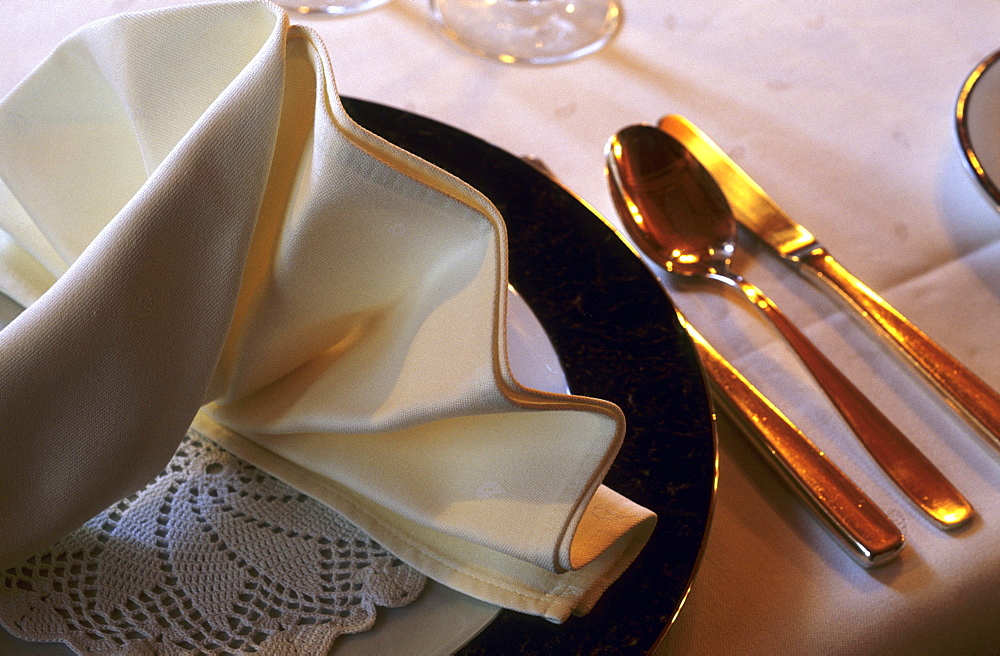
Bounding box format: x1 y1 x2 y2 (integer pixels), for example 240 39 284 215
342 97 716 654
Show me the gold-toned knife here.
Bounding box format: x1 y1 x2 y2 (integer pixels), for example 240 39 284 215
521 155 905 567
660 114 1000 453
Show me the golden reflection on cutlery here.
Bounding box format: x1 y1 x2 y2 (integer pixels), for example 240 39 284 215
605 126 972 530
659 114 1000 455
681 315 905 567
520 155 905 565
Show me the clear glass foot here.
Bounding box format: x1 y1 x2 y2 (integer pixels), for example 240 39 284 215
429 0 622 64
277 0 392 16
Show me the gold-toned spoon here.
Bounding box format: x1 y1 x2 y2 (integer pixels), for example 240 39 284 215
605 124 973 529
523 154 904 567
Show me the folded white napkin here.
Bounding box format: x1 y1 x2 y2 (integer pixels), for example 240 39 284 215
0 0 654 622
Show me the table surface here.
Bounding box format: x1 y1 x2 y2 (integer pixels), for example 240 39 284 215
3 1 1000 653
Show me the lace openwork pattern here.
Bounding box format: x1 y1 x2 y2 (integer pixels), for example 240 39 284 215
0 432 426 654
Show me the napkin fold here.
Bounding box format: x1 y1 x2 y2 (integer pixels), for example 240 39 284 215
0 0 655 621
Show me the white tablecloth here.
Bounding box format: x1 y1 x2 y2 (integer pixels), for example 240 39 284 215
3 1 1000 653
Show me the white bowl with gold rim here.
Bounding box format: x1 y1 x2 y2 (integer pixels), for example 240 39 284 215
957 48 1000 208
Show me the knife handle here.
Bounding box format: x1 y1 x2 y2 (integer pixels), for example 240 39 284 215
680 316 905 567
734 277 974 530
800 247 1000 452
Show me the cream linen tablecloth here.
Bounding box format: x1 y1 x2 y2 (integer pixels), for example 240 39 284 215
4 1 1000 653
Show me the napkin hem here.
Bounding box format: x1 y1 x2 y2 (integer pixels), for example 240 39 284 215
280 23 635 580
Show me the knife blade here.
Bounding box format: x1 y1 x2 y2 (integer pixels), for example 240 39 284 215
521 154 905 567
659 114 1000 453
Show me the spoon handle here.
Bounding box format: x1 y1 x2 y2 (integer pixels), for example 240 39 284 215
680 315 905 567
799 247 1000 452
734 276 974 529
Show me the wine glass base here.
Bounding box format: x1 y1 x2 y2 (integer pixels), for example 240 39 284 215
277 0 391 15
429 0 622 65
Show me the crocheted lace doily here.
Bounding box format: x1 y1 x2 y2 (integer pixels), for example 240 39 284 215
0 431 426 654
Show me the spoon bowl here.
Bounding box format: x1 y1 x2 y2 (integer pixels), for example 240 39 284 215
607 126 735 279
605 124 973 530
